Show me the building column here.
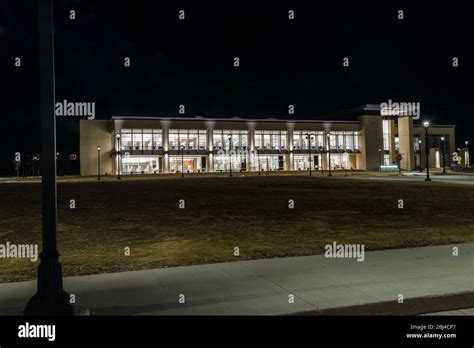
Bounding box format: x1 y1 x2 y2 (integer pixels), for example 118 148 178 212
359 115 384 171
398 116 415 171
247 129 254 172
162 122 170 173
207 127 214 173
388 118 396 164
286 129 293 171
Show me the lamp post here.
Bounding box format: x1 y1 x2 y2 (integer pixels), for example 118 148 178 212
465 140 470 168
96 146 101 180
418 140 423 172
181 145 185 177
327 132 332 177
228 134 233 177
378 148 382 171
306 133 314 176
116 134 122 180
441 136 446 174
24 0 75 315
423 122 431 181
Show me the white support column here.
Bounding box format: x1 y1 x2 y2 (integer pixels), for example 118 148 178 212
287 128 294 171
207 127 214 173
248 128 254 172
162 121 170 173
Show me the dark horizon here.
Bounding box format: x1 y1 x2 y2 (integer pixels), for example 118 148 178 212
1 0 473 175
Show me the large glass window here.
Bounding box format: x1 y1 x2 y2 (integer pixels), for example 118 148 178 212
170 130 207 150
121 156 162 174
121 129 132 150
293 131 323 150
142 130 153 150
255 131 287 150
327 131 358 152
383 120 390 151
119 129 162 151
213 130 248 150
153 130 163 149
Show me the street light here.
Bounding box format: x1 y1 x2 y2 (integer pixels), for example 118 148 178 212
418 140 423 172
97 146 101 181
440 136 446 174
305 133 314 176
465 140 470 168
327 132 332 177
423 121 431 181
181 145 185 177
228 134 233 177
116 134 121 180
378 148 382 172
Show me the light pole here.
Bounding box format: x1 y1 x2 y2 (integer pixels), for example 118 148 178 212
228 134 233 177
424 122 431 181
306 133 314 176
97 146 101 180
181 145 185 177
24 0 75 315
116 134 122 180
378 148 382 171
327 132 332 177
441 136 446 174
418 140 423 172
465 140 470 168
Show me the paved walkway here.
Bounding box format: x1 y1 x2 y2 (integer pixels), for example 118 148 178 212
0 244 473 315
351 173 474 186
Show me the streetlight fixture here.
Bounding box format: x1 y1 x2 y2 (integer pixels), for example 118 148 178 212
418 140 423 172
327 132 332 177
97 146 101 181
228 134 233 177
423 121 431 181
181 145 185 177
440 136 446 174
378 148 382 172
305 133 314 176
465 140 470 168
116 133 121 180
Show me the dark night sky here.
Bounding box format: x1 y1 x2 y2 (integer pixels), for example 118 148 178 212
0 0 473 175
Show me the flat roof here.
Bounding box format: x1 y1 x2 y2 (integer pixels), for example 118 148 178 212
111 116 360 124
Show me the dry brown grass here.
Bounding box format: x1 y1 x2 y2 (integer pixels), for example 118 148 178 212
1 175 473 283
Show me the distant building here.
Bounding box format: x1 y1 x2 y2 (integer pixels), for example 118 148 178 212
79 105 456 175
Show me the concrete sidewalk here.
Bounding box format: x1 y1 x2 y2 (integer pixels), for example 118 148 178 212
0 244 473 315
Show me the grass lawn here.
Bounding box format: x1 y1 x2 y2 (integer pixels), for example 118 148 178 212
1 174 473 283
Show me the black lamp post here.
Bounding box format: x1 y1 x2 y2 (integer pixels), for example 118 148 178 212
181 145 185 177
424 121 431 181
24 0 74 315
327 132 332 177
378 148 382 171
441 136 446 174
418 140 423 172
306 133 314 176
228 134 233 177
97 146 101 180
116 133 122 180
466 140 470 168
